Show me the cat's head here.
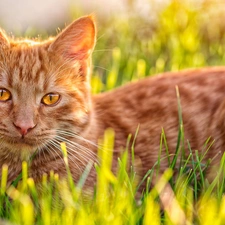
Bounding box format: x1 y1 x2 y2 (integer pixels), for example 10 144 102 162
0 16 96 158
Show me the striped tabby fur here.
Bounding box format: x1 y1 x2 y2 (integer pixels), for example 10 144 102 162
0 15 224 187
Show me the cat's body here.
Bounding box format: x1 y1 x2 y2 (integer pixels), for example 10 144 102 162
0 16 224 186
94 68 225 180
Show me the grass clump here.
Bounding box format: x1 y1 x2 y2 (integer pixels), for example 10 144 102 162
0 127 225 225
91 0 225 93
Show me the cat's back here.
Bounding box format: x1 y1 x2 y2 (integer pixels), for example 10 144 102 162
93 67 225 160
94 67 225 115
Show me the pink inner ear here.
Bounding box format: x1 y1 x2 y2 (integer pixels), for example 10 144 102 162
66 35 93 60
49 16 96 61
67 49 90 61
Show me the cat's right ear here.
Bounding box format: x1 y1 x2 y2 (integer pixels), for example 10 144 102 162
0 29 10 49
48 15 96 61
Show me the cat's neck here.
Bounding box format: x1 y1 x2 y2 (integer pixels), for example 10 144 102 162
0 149 23 183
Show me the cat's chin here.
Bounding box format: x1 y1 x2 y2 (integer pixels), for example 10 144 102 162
2 137 42 157
5 142 37 153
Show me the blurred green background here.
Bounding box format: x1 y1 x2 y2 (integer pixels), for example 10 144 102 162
91 0 225 93
1 0 225 93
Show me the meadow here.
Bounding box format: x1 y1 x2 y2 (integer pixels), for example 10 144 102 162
1 0 225 224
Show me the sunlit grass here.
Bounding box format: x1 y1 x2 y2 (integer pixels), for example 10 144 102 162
1 127 225 224
1 0 225 224
92 0 225 92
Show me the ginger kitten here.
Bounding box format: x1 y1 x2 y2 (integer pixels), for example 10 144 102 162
0 15 224 186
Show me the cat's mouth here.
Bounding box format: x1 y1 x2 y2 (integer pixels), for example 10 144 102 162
3 135 46 154
16 137 37 146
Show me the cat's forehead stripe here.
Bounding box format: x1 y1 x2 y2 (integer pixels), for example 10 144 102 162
10 46 48 88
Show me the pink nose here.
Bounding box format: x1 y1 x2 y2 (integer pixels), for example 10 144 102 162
13 122 36 136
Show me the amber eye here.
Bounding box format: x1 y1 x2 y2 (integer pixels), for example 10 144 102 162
41 93 60 106
0 89 11 102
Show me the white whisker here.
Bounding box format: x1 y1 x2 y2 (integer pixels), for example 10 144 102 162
53 139 93 168
55 135 97 162
46 140 64 161
47 140 83 173
56 129 114 156
56 129 98 148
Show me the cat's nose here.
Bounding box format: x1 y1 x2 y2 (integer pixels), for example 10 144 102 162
13 121 36 136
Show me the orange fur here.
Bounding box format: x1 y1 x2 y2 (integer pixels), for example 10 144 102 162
0 16 224 187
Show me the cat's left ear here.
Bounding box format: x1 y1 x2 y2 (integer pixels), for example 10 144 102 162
48 15 96 61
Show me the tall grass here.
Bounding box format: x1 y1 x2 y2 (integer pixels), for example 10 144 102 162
1 127 225 225
1 0 225 224
91 0 225 92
